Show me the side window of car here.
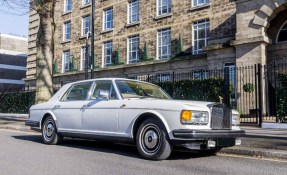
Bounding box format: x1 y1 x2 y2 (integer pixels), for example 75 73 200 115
117 81 136 95
92 81 118 100
63 82 92 101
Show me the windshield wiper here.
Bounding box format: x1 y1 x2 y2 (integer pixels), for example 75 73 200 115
139 96 161 99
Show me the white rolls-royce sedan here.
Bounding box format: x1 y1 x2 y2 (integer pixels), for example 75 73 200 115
26 78 245 160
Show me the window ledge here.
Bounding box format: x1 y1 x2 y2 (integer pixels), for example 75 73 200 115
101 29 113 34
62 11 72 16
157 56 171 60
55 70 82 77
61 40 71 44
80 4 91 9
189 4 210 12
126 21 140 28
79 36 89 40
154 13 172 20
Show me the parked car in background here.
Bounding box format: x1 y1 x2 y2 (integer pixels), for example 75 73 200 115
26 78 245 160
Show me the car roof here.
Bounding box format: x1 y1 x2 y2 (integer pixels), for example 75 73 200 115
70 78 152 85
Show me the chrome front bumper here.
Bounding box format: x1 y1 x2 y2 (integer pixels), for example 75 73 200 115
172 129 245 139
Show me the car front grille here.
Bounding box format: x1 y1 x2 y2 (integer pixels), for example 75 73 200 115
210 104 231 130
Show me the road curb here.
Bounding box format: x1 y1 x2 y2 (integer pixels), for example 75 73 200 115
220 147 287 160
0 113 28 118
0 126 37 133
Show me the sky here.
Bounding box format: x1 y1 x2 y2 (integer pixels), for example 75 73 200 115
0 12 29 38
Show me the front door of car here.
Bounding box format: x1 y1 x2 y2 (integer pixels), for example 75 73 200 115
81 80 119 136
52 81 93 132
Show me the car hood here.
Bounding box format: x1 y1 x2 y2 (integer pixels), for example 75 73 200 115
123 98 217 111
175 100 216 107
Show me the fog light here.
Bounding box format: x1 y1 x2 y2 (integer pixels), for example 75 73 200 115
235 139 241 146
207 140 216 148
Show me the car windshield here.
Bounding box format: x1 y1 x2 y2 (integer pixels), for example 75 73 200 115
115 80 171 100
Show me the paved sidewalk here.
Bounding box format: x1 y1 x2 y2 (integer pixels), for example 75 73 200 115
220 126 287 160
0 115 32 132
1 115 287 160
241 126 287 150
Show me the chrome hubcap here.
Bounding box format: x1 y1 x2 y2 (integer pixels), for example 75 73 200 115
43 119 55 141
144 130 159 149
140 124 161 154
46 123 54 137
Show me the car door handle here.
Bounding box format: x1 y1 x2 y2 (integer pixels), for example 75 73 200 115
120 104 126 108
54 105 61 109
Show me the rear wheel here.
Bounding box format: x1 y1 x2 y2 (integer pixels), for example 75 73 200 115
42 116 62 145
136 118 172 160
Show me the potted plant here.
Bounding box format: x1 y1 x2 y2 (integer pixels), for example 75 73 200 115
243 83 257 117
139 41 153 62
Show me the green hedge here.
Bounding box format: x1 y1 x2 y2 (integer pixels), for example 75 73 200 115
156 78 225 102
0 91 36 113
276 74 287 120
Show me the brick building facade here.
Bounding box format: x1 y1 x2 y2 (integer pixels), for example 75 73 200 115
25 0 287 86
0 34 27 90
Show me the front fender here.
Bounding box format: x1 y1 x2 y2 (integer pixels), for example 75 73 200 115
131 110 171 139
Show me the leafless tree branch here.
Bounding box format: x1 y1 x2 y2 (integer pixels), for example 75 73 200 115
0 0 29 15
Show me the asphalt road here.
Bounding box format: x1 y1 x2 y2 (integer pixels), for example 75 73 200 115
1 130 287 175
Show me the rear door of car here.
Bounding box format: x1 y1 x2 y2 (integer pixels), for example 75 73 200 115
52 81 93 132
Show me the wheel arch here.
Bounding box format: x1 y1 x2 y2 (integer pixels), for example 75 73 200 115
131 111 171 141
40 111 58 130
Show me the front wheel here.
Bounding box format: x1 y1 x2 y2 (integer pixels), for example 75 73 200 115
42 116 63 145
136 118 172 160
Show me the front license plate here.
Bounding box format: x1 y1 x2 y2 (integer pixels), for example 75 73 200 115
216 138 235 147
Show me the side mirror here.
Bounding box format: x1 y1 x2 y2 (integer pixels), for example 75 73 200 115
99 90 109 100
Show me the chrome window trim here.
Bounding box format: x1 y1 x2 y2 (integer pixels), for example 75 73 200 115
89 80 120 101
60 81 94 102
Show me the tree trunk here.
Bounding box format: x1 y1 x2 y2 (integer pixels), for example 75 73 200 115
35 1 55 104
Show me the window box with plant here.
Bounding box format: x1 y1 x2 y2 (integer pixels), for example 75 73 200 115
139 41 154 62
